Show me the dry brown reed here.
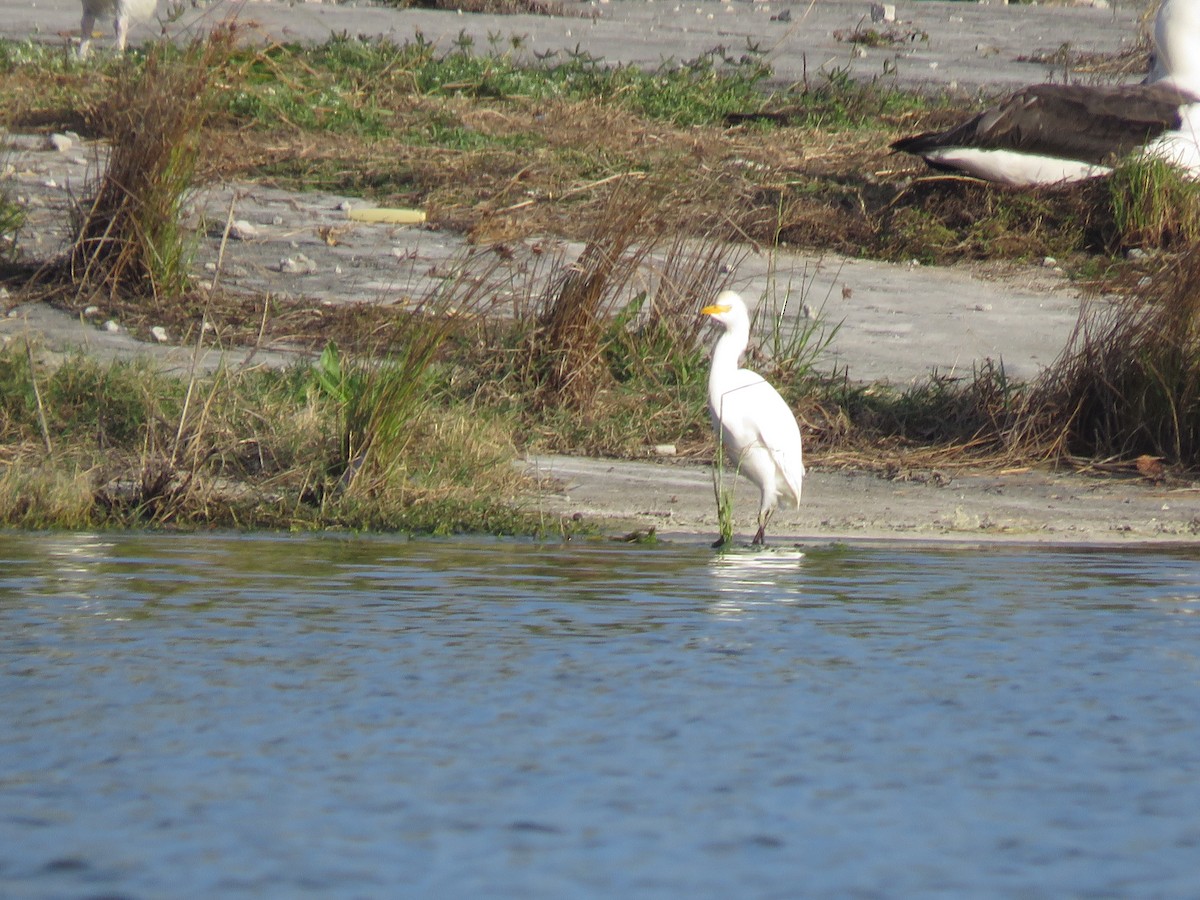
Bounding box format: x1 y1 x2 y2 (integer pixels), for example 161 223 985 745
68 26 236 305
529 181 741 411
1027 250 1200 467
531 185 663 408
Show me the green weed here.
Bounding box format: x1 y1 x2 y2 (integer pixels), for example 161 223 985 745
0 144 21 259
708 428 738 548
1107 156 1200 251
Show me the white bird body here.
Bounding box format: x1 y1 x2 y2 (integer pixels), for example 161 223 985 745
79 0 157 58
703 290 804 546
1149 0 1200 88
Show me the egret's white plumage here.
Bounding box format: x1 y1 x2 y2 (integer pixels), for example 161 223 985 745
79 0 157 58
702 290 804 547
1148 0 1200 88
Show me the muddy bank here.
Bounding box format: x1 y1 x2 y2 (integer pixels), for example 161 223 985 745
529 454 1200 545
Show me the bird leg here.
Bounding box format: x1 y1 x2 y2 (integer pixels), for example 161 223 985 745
114 13 130 52
79 11 96 58
751 511 770 547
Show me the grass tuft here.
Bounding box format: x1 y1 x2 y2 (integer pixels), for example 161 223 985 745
1106 156 1200 252
1029 250 1200 465
67 27 234 304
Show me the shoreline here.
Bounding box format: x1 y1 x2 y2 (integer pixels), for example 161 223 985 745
525 454 1200 546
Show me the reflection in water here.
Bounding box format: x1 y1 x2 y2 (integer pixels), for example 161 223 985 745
2 533 1200 898
707 547 807 616
35 531 116 598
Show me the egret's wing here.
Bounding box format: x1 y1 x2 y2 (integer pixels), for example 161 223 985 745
711 371 804 506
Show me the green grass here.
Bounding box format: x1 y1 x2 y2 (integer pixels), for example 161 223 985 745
212 32 772 136
0 159 21 260
0 340 539 532
774 64 938 130
1107 156 1200 251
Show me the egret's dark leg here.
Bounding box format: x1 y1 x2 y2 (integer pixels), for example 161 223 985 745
752 511 770 547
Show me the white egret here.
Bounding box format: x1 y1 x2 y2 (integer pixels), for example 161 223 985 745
79 0 157 58
702 290 805 547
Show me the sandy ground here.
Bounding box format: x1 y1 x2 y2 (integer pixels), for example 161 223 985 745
527 454 1200 545
4 0 1199 544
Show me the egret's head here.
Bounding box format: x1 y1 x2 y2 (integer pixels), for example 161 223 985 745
701 290 746 325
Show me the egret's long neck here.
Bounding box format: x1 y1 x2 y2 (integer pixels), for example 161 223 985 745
1155 0 1200 90
710 321 749 382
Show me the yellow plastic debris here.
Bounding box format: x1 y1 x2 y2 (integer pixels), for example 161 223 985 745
346 208 427 225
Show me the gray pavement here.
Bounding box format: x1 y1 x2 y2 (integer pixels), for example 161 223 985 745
19 0 1149 93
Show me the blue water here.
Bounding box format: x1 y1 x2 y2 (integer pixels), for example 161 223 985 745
2 533 1200 898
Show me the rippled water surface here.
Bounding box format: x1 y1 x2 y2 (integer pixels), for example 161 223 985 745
3 533 1200 898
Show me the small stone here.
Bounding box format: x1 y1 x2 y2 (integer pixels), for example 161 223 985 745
336 200 353 212
279 253 317 275
974 303 993 312
83 305 101 317
150 326 169 343
42 179 58 189
1042 256 1057 268
654 444 677 457
870 2 895 23
1126 248 1148 261
272 215 284 226
1138 276 1153 288
104 320 120 333
228 219 259 241
47 133 73 153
